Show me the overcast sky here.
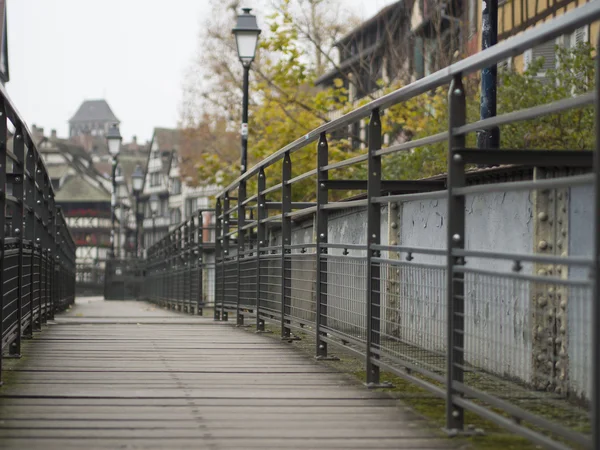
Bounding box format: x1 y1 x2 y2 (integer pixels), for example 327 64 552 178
7 0 396 143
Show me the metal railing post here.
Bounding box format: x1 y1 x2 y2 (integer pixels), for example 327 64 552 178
11 128 25 357
47 190 56 320
592 31 600 450
446 74 466 432
237 181 246 325
196 213 204 316
222 194 230 321
315 133 329 358
33 159 42 331
256 169 266 331
41 174 50 323
187 219 193 314
366 109 383 386
24 141 35 338
214 199 222 320
0 99 6 379
280 152 292 339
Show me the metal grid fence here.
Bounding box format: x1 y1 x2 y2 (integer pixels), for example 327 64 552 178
142 209 216 315
0 80 77 379
140 5 600 449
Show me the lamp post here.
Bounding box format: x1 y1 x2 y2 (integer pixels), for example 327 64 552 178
106 123 122 259
115 165 125 258
232 7 261 174
150 193 159 247
131 164 144 258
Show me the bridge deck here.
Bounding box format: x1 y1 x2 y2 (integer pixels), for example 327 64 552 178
0 298 452 449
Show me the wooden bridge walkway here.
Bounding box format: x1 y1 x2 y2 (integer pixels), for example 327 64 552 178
0 297 453 449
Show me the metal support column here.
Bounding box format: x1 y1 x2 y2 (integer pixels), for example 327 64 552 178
280 152 292 339
315 133 331 359
11 129 25 357
591 31 600 450
214 199 222 320
478 0 499 152
221 195 230 321
366 109 385 386
196 213 204 316
0 100 6 379
446 75 466 432
24 138 35 338
237 181 246 325
256 168 266 331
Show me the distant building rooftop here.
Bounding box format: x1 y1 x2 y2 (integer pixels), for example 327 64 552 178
69 99 119 124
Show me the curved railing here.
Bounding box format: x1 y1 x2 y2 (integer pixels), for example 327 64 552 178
144 3 600 448
143 209 215 314
0 82 77 376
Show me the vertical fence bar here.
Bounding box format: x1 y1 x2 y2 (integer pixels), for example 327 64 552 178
592 31 600 450
222 194 230 321
196 213 204 315
41 173 49 323
47 190 55 320
446 75 466 432
281 152 292 338
12 128 24 356
187 219 193 314
237 181 246 325
366 109 382 386
315 133 329 358
256 169 266 331
0 99 6 379
214 199 222 320
24 141 35 337
33 158 42 331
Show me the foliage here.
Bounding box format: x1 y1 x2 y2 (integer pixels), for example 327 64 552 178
181 0 595 200
498 42 595 150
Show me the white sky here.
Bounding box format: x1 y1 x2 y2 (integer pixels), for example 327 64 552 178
7 0 397 143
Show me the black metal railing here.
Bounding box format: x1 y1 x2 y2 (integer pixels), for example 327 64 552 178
0 84 77 376
142 4 600 449
143 209 216 314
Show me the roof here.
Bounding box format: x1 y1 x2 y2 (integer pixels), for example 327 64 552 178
153 128 180 151
335 0 405 47
315 0 406 86
55 173 110 203
69 99 119 124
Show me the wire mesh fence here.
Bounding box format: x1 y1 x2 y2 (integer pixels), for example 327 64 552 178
140 5 600 448
0 84 77 377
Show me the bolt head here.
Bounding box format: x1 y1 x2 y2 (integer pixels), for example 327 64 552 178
452 234 461 243
14 228 20 234
452 154 462 163
538 212 548 221
538 240 548 251
453 88 462 96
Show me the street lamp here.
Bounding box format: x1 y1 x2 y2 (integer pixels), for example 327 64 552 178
232 7 261 174
149 193 159 247
106 123 122 259
131 164 144 257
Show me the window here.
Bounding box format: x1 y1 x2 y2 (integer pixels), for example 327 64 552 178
170 178 181 195
185 197 198 218
524 40 557 77
170 208 182 226
150 172 160 187
524 26 588 81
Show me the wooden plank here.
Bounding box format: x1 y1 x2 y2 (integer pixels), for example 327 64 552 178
0 299 453 449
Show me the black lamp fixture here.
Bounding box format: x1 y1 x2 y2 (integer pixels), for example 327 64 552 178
131 164 144 257
232 8 261 68
232 8 261 174
131 164 144 194
106 123 122 258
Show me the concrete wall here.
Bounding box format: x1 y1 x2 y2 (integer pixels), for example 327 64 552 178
259 187 592 399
